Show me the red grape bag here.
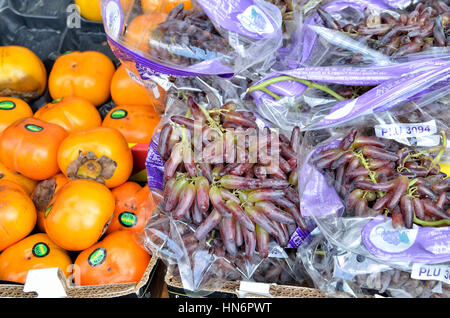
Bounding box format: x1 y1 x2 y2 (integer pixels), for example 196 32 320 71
141 79 312 293
296 64 450 272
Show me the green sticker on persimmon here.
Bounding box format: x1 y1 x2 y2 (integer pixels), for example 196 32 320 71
32 242 50 258
25 124 43 133
119 211 138 228
88 247 107 267
110 109 127 119
0 101 16 110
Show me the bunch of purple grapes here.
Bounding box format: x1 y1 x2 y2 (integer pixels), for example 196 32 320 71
310 128 449 229
317 0 449 57
156 96 306 260
148 3 232 66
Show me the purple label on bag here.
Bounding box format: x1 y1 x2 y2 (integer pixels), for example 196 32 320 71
299 140 344 218
196 0 280 40
145 132 165 191
250 58 448 104
102 0 124 39
315 65 450 127
287 227 312 248
362 215 450 263
107 36 235 78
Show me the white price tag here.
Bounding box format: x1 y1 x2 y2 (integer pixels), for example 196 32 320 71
375 120 437 140
411 263 450 285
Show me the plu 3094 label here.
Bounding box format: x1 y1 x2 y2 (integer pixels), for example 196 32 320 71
374 120 437 139
411 263 450 285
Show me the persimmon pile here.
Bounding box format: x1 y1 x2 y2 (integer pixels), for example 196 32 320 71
0 45 158 287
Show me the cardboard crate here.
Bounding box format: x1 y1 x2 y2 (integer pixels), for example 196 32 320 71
164 270 329 299
0 257 161 298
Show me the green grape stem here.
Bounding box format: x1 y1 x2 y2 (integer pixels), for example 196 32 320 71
247 75 347 102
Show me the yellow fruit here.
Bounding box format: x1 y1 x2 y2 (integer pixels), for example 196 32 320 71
75 0 102 22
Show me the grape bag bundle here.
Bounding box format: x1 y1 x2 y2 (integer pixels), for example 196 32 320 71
101 0 450 297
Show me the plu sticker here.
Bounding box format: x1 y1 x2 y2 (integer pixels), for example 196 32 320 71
0 101 16 110
25 124 43 133
88 247 107 267
110 109 128 119
118 211 138 228
32 242 50 258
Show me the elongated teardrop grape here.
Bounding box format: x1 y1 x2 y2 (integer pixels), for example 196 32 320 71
248 189 285 202
195 176 210 213
209 186 233 217
255 201 296 224
352 136 386 148
224 111 258 128
255 225 269 259
164 177 188 212
339 128 357 151
400 195 414 229
225 200 255 232
195 209 222 240
422 199 450 220
386 176 409 210
170 115 196 131
187 96 206 121
158 123 173 160
412 197 425 220
244 205 278 237
241 224 256 260
173 183 196 220
164 142 184 180
219 217 237 255
330 151 354 170
362 146 399 161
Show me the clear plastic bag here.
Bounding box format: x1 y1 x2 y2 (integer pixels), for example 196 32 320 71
298 0 450 68
296 67 450 270
141 77 313 293
298 228 450 298
246 53 449 132
100 0 283 79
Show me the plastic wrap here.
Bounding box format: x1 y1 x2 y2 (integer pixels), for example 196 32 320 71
296 66 450 273
298 228 450 298
101 0 283 82
298 0 450 68
247 56 448 132
140 77 313 293
244 0 449 131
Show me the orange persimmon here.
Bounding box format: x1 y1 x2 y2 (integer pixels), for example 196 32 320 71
48 51 116 107
43 179 115 251
106 182 154 234
0 180 37 252
110 63 165 108
0 46 47 101
0 161 37 195
32 173 70 233
0 118 68 181
102 105 161 144
124 13 167 53
57 127 133 188
0 233 72 284
0 97 33 135
73 230 151 286
34 96 102 134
